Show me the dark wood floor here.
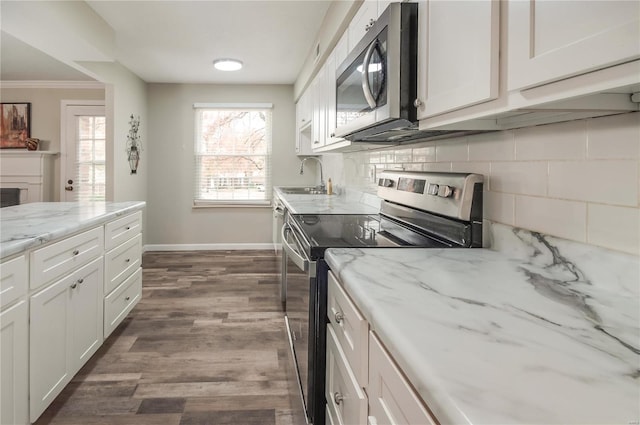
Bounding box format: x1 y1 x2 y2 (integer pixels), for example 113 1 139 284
35 250 306 425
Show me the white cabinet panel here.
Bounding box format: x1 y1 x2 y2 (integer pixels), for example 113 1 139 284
104 233 142 295
508 0 640 90
349 0 378 53
104 211 142 251
326 325 368 425
30 257 104 423
30 226 103 290
104 267 142 338
328 271 368 385
368 332 437 425
417 0 500 118
0 255 27 309
0 300 28 425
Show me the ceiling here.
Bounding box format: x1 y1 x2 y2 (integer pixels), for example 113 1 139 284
1 0 332 85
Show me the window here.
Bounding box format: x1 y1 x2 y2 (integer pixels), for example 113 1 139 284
193 103 272 206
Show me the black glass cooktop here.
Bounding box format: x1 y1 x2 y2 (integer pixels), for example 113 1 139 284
289 213 449 259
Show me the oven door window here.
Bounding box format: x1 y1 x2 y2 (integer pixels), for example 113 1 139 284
336 28 388 129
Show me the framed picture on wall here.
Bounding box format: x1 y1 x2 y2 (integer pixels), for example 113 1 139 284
1 102 31 149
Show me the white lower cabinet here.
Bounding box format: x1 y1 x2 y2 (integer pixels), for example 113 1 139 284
0 300 28 425
368 333 437 425
327 270 439 425
104 267 142 338
326 325 368 425
29 256 104 423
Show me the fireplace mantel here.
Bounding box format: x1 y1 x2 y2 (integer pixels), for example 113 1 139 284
0 151 58 204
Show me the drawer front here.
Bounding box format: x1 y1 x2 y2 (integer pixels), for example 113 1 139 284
104 211 142 251
30 227 104 291
326 324 367 425
104 233 142 295
368 332 437 425
328 271 369 386
104 267 141 338
1 255 28 309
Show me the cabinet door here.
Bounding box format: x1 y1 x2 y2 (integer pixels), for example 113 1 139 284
368 332 437 425
417 0 500 119
0 300 28 425
311 73 326 149
348 0 378 52
30 276 72 422
508 0 640 90
324 52 338 145
69 257 104 373
296 89 315 156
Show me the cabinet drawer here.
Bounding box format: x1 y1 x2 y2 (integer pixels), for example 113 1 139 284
1 255 27 309
104 211 142 251
104 267 141 338
326 325 367 425
30 227 103 291
328 271 369 386
368 332 437 425
104 233 142 295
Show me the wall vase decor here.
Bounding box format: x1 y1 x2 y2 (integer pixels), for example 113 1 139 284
126 114 141 174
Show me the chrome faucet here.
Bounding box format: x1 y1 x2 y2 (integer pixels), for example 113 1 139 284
299 157 325 192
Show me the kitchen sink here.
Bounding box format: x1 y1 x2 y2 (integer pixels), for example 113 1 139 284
278 187 327 195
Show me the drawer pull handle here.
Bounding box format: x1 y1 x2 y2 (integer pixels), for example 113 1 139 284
70 282 77 289
125 296 131 301
334 311 344 324
77 278 84 285
333 392 343 405
125 258 131 263
72 249 80 256
125 226 131 230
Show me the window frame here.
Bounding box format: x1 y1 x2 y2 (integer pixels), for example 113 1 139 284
192 103 273 208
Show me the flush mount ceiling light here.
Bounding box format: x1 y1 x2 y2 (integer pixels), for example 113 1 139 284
213 58 243 71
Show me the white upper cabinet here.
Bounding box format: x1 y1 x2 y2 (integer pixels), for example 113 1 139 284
417 0 500 119
508 0 640 90
296 88 315 156
348 0 378 53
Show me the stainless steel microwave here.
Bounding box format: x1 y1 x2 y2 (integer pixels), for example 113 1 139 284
334 2 419 143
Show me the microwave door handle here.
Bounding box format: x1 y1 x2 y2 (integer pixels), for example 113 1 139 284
361 41 378 109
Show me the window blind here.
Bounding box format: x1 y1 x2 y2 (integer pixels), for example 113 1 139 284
193 103 273 206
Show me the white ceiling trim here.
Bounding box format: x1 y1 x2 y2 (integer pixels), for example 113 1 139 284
1 80 105 89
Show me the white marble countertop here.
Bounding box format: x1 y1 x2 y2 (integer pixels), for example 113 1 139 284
1 201 146 259
325 225 640 425
274 187 379 215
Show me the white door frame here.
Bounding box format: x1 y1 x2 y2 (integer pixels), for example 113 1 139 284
60 100 106 200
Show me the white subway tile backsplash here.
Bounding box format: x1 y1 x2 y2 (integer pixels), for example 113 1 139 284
451 161 491 176
490 162 547 196
412 145 436 163
515 196 587 242
468 131 515 161
515 120 586 160
394 148 412 163
436 139 468 162
588 204 640 255
484 192 515 225
587 113 640 160
422 162 452 172
548 160 638 206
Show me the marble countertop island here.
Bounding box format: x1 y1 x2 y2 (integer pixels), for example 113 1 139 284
325 225 639 425
1 201 146 259
274 187 379 215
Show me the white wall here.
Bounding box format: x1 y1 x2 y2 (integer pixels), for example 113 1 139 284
0 86 105 201
323 112 640 256
146 83 317 246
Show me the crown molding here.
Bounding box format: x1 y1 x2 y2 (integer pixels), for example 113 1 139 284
0 80 105 89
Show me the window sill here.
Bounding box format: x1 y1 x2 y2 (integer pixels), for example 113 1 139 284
193 200 272 208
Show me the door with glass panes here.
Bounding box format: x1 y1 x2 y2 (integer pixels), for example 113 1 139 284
63 104 106 201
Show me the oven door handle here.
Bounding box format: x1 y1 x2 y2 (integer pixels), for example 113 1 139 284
281 224 311 273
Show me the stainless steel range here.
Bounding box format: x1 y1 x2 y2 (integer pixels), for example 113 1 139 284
281 170 484 425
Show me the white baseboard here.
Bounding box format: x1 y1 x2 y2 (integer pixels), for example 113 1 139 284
143 243 274 252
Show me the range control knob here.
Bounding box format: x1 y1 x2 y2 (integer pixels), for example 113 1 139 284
426 183 439 196
378 178 394 188
437 185 454 198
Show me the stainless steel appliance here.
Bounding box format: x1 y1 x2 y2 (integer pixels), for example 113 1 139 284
281 171 484 424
